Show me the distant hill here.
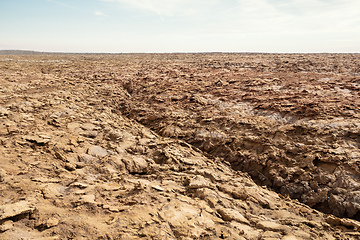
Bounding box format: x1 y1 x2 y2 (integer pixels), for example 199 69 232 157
0 50 47 55
0 50 88 55
0 50 120 55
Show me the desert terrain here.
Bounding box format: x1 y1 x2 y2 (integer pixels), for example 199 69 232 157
0 52 359 239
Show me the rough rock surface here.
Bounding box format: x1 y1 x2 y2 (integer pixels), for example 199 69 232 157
115 53 360 220
0 53 359 239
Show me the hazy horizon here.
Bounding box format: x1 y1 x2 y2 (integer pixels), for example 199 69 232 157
2 49 360 54
1 0 360 53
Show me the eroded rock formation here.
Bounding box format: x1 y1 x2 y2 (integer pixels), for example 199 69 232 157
0 53 359 239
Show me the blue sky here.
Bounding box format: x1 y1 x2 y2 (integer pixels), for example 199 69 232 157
1 0 360 53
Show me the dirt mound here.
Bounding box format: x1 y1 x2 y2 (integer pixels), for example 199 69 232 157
0 54 359 239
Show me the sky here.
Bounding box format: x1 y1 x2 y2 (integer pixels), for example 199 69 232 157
1 0 360 53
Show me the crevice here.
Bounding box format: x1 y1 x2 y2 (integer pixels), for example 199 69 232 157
313 156 320 166
119 106 360 222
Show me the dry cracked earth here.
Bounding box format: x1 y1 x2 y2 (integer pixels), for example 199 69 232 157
0 53 360 239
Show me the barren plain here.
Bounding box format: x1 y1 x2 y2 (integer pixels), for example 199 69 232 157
0 53 359 239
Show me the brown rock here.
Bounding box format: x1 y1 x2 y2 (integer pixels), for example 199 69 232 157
64 162 76 171
78 153 96 163
216 207 250 225
46 217 59 228
256 220 290 233
188 175 211 189
87 145 112 158
122 156 148 174
0 169 6 182
0 220 13 232
0 201 35 221
81 194 96 204
81 130 98 138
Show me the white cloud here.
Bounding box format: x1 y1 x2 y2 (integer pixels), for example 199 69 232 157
95 11 107 16
98 0 360 39
205 0 360 35
96 0 360 52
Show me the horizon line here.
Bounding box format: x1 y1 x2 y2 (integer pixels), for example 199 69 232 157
1 49 360 55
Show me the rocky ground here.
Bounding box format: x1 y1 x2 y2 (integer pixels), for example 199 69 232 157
0 53 359 239
116 53 360 221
